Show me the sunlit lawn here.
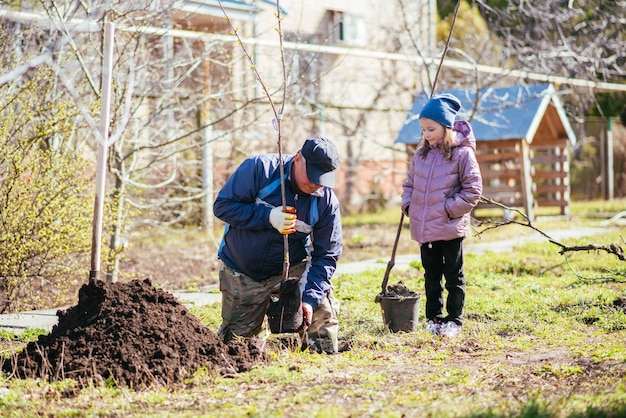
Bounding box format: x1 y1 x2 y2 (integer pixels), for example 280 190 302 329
1 199 625 417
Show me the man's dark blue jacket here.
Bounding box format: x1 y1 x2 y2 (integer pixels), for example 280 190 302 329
214 153 343 309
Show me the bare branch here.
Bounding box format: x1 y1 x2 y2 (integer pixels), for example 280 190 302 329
475 196 626 264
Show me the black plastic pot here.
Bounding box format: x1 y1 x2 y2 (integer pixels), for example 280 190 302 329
267 277 304 333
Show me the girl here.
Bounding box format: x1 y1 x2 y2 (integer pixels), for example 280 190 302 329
401 94 483 337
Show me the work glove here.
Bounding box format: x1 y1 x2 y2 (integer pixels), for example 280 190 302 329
269 206 297 234
302 302 313 329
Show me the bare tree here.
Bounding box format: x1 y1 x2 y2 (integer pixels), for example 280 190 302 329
474 0 626 114
0 1 266 283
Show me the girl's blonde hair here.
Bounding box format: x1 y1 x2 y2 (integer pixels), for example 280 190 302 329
416 126 455 160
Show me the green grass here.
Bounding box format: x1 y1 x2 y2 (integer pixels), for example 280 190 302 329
1 198 626 417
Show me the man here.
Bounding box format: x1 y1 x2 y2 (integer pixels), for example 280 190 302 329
213 136 343 354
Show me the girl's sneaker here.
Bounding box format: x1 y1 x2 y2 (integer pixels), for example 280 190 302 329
425 320 441 335
439 321 461 338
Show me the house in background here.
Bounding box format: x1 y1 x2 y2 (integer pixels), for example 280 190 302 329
395 83 577 220
168 0 433 214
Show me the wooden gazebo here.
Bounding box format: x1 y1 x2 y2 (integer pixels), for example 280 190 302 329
395 83 577 220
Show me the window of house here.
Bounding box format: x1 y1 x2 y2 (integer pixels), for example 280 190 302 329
326 10 366 47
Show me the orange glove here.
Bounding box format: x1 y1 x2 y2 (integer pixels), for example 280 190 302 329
269 206 297 234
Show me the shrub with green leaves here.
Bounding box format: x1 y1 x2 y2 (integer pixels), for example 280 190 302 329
0 64 93 313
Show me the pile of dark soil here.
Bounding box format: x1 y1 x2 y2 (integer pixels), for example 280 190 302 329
1 278 266 389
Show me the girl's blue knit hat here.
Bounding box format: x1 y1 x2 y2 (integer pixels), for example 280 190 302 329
419 93 462 127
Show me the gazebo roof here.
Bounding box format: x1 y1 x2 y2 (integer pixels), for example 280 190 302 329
395 83 576 145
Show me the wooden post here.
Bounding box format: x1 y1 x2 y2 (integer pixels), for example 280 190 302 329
607 117 614 200
520 139 535 221
89 22 115 283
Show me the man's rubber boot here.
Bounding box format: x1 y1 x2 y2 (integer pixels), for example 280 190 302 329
309 323 339 354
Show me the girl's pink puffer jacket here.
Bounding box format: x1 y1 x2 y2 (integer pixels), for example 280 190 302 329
401 120 483 244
